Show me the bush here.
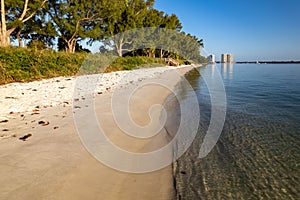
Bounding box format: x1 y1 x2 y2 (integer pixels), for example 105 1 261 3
0 47 191 85
0 47 86 84
78 53 118 75
107 56 165 72
27 40 48 50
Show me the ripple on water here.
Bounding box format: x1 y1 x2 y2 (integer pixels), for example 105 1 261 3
169 65 300 200
172 111 300 200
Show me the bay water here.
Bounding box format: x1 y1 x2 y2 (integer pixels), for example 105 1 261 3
167 64 300 199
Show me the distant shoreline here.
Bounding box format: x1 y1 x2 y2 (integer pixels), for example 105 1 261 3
215 61 300 64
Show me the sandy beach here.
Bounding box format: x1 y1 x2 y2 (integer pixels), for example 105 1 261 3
0 65 194 200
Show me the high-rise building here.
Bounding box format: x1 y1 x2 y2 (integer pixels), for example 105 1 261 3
207 54 215 63
227 54 234 63
221 54 234 63
221 54 228 63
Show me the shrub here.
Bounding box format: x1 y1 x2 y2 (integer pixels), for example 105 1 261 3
107 56 166 72
27 40 48 50
0 47 192 85
0 47 86 84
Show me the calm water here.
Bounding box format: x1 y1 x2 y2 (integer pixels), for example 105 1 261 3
169 64 300 199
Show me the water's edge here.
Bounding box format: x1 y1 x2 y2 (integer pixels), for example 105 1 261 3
166 64 300 200
161 67 201 200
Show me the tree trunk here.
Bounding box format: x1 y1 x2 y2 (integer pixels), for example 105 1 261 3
0 0 44 47
117 45 123 57
16 29 22 46
0 33 10 46
116 38 123 57
0 0 10 47
65 39 76 53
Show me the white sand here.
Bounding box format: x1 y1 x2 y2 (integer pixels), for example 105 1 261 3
0 65 194 200
0 65 189 120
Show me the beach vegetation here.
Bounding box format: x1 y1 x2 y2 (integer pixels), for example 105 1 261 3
0 46 198 84
39 0 120 53
0 46 84 84
0 0 208 84
1 0 206 59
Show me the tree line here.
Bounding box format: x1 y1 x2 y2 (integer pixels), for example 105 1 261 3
0 0 205 62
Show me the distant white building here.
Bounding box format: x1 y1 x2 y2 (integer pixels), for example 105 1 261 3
207 54 215 63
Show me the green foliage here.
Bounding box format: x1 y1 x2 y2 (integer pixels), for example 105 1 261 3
0 0 48 47
42 0 116 53
14 15 57 48
98 1 204 63
57 38 91 53
107 56 166 72
196 55 208 64
27 40 48 50
4 0 46 29
78 53 118 74
101 27 206 64
3 0 206 62
101 0 184 57
0 47 189 85
0 47 86 84
0 0 208 84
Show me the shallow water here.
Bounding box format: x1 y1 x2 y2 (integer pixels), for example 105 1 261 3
169 64 300 199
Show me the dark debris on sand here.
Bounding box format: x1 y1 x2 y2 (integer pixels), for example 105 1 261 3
19 134 32 141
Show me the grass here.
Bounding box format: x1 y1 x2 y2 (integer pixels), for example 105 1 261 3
0 47 196 85
0 47 85 84
107 56 166 72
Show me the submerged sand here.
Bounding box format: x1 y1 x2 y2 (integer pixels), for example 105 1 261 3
0 65 193 200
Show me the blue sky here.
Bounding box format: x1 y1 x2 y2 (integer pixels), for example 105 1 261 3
154 0 300 61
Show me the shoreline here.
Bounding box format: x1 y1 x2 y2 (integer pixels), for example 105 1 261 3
160 68 197 200
0 65 196 199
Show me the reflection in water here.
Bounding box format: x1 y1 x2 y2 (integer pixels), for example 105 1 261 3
211 64 216 78
221 63 227 79
228 63 233 80
221 63 234 80
171 64 300 200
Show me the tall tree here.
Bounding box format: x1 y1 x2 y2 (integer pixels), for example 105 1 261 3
160 13 182 31
97 0 204 62
43 0 114 53
177 33 205 62
11 13 56 47
155 13 182 58
0 0 47 47
100 1 184 58
102 0 155 56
